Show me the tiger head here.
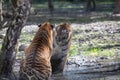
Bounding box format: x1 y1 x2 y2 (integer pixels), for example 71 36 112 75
37 22 54 51
38 22 54 38
26 22 54 57
55 23 72 45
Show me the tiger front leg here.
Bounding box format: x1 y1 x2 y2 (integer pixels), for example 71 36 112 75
51 55 67 74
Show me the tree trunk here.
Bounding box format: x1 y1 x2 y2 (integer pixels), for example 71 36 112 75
0 0 31 80
48 0 54 16
86 0 96 11
114 0 120 13
0 0 3 26
92 0 96 11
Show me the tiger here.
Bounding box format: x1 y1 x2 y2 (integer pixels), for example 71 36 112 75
50 23 72 74
19 22 54 80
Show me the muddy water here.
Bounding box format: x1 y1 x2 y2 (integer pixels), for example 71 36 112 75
51 71 120 80
14 55 120 80
14 56 120 80
50 56 120 80
14 60 120 80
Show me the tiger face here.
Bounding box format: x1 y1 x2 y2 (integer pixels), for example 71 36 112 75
55 23 72 46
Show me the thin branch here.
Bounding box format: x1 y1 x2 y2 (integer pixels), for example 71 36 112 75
0 0 3 28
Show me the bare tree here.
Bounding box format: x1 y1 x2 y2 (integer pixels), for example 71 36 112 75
0 0 3 26
48 0 54 16
0 0 31 79
114 0 120 13
86 0 96 11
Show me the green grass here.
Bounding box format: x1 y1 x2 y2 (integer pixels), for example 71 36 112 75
84 49 114 57
68 21 120 58
69 44 79 57
19 32 35 45
84 47 113 57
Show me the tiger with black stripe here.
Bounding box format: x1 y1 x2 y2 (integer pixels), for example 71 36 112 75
19 22 54 80
51 23 72 74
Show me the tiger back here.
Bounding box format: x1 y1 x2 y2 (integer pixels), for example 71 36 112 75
19 22 54 80
51 23 72 74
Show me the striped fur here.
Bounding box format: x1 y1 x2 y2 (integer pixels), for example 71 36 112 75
19 22 54 80
51 23 72 74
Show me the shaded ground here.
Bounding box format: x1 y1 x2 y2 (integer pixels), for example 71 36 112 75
27 1 120 24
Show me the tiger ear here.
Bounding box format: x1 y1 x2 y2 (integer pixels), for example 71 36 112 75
51 24 55 29
38 24 41 27
50 24 53 29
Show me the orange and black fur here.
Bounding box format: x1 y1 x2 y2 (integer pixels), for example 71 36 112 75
19 22 54 80
51 23 72 74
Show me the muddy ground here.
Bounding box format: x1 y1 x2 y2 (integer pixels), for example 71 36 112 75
12 21 120 80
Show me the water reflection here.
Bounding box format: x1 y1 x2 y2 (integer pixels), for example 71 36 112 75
51 71 120 80
51 73 69 80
